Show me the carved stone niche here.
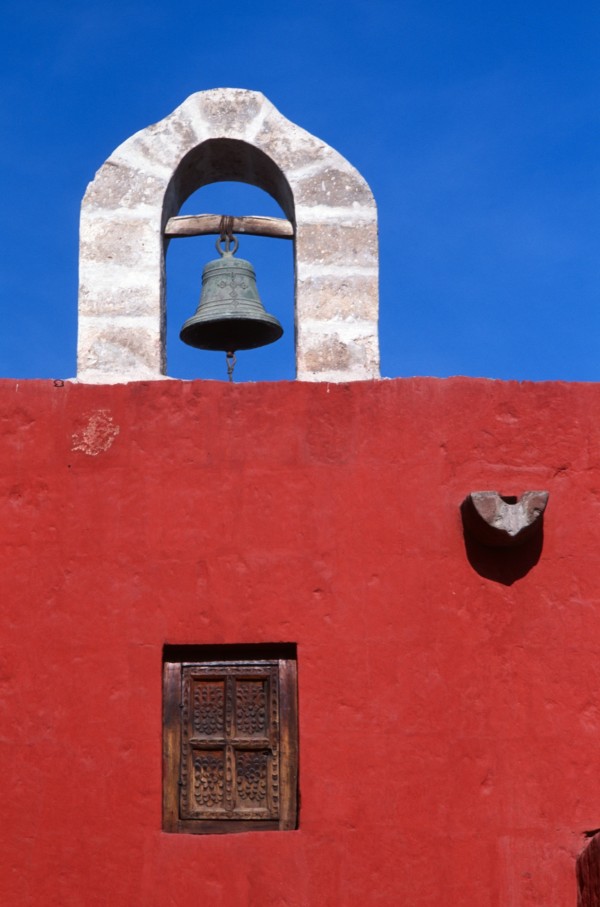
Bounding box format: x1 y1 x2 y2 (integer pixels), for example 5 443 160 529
77 88 380 383
461 491 549 548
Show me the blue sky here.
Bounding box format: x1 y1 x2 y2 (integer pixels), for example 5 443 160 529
1 0 598 382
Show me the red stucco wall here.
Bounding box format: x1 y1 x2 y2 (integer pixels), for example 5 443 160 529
1 376 600 906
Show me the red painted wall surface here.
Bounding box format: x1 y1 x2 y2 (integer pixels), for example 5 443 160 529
1 376 600 906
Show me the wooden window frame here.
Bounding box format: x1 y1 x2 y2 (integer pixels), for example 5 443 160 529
163 645 298 834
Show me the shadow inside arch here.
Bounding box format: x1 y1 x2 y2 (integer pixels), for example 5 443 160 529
166 137 294 223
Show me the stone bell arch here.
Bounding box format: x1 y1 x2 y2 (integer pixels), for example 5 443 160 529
77 88 380 383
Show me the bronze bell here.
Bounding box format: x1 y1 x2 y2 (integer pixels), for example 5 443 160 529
179 235 283 352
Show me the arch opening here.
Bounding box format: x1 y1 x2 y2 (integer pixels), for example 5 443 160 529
166 180 295 381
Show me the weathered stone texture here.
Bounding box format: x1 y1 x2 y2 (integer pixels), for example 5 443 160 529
295 222 378 269
253 118 331 175
78 321 166 381
191 88 266 132
295 274 379 322
83 162 167 211
80 217 161 267
292 165 375 209
78 279 159 318
297 323 379 381
77 88 380 383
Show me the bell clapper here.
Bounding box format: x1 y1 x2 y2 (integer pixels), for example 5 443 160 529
220 219 238 382
226 350 237 383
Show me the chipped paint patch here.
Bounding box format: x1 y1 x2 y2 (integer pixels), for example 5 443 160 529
72 409 120 455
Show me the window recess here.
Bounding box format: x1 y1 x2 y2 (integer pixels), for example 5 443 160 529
163 645 298 834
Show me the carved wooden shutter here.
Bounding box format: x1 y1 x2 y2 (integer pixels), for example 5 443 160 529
164 654 297 833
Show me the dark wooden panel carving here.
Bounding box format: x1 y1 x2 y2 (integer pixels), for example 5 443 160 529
192 680 225 736
163 654 297 834
192 750 225 809
236 679 268 736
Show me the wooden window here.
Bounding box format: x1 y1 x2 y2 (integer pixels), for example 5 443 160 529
163 645 298 834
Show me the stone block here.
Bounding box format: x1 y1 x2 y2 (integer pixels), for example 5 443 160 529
79 217 162 268
292 165 374 209
295 273 379 322
114 115 201 177
83 162 167 212
78 272 160 318
254 116 331 176
296 222 378 270
77 319 164 381
190 88 267 135
297 324 379 380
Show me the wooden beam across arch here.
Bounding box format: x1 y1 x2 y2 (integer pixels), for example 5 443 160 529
164 214 294 240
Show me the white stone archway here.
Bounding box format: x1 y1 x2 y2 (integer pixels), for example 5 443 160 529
77 89 380 383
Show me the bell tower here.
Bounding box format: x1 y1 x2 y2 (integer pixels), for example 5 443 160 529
77 88 380 383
